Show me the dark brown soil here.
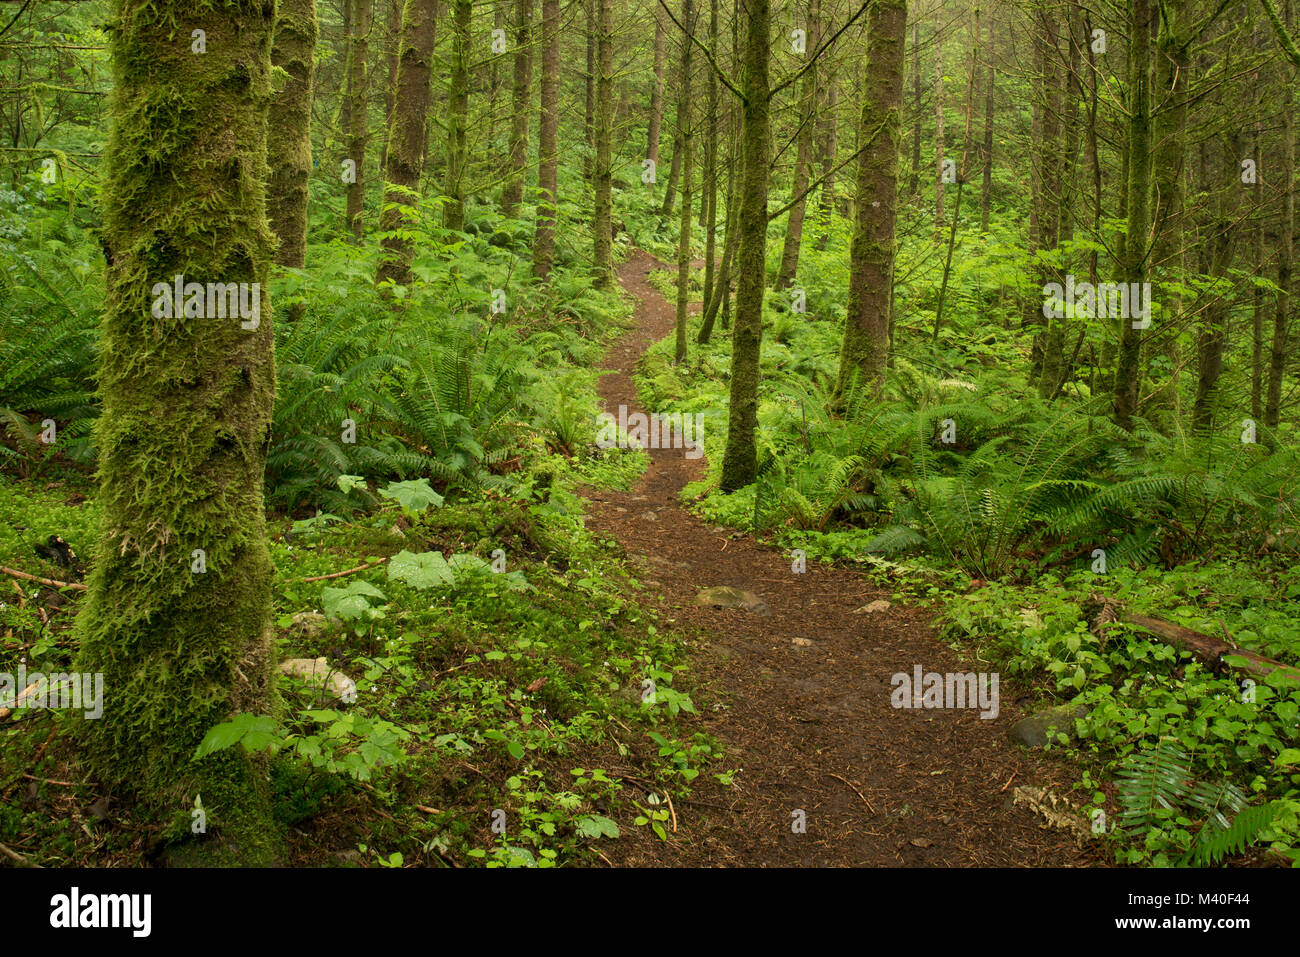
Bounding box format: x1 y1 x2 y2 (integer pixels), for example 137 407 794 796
583 249 1101 867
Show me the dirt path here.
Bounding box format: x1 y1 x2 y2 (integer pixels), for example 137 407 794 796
583 249 1098 867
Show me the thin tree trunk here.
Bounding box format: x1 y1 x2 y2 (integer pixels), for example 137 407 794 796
347 0 372 238
648 6 667 169
934 9 945 225
500 0 534 217
909 16 921 197
776 0 820 288
674 0 697 363
1264 30 1295 442
443 0 471 230
719 0 772 491
979 8 993 233
836 0 907 399
701 0 721 313
377 0 438 286
593 0 614 285
268 0 318 272
1114 0 1154 429
532 0 560 277
815 71 839 249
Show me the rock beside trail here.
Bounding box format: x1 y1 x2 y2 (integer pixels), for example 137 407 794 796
279 658 357 702
1008 704 1089 748
695 585 771 617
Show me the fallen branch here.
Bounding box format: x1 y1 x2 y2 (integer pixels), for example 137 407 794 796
0 566 86 592
0 840 39 867
288 557 390 584
1125 613 1300 684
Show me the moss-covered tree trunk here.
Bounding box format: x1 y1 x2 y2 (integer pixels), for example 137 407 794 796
933 11 945 226
532 0 560 277
346 0 372 239
376 0 437 287
673 0 696 364
77 0 282 866
444 0 471 231
719 0 771 492
648 5 666 170
1192 138 1239 433
268 0 318 272
1113 0 1153 429
659 126 683 218
775 0 819 289
834 0 905 400
814 69 838 250
700 0 720 313
979 12 993 234
1265 3 1295 443
592 0 614 286
500 0 534 218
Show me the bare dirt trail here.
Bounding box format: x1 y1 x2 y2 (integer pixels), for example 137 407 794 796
582 249 1099 867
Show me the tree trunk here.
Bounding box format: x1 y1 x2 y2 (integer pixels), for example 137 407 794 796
593 0 614 285
532 0 560 277
815 71 839 249
443 0 471 231
1113 0 1154 430
979 9 993 233
776 0 820 289
377 0 438 286
701 0 721 313
500 0 534 218
674 0 697 363
934 10 945 225
719 0 772 492
909 16 921 197
346 0 372 239
660 126 683 218
268 0 318 272
648 6 667 169
1252 121 1266 421
1265 0 1296 444
79 0 282 865
835 0 907 399
1191 140 1239 432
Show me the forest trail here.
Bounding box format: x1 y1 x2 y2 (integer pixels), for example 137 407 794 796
583 250 1098 866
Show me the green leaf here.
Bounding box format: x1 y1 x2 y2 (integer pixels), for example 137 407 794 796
378 479 444 513
387 549 454 590
575 815 621 839
193 714 278 760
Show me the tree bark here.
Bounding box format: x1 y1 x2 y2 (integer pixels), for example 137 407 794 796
776 0 820 289
674 0 697 363
719 0 772 491
346 0 372 239
443 0 471 231
268 0 318 272
1113 0 1153 429
377 0 438 286
80 0 282 865
835 0 907 399
500 0 535 218
532 0 560 277
593 0 614 285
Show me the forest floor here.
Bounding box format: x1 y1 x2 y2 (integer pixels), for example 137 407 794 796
582 249 1101 866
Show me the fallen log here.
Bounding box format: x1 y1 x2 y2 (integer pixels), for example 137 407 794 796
1124 613 1300 685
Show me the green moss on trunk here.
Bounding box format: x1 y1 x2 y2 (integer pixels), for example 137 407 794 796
77 0 282 866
